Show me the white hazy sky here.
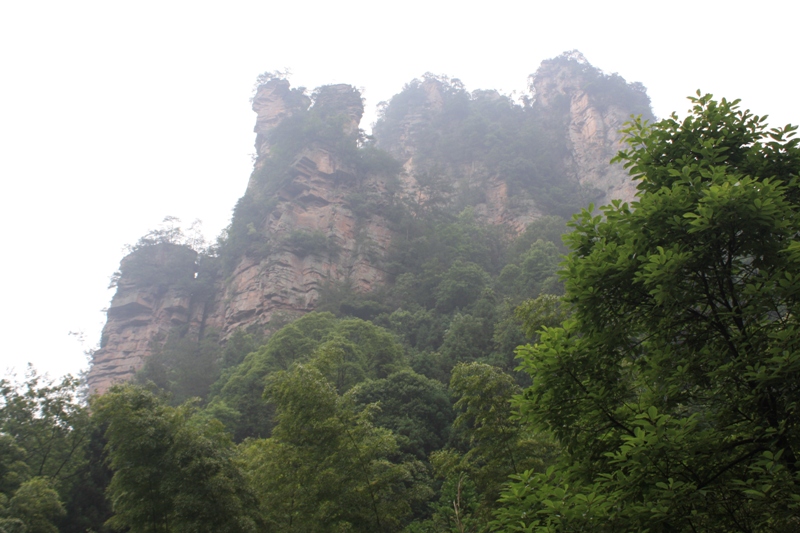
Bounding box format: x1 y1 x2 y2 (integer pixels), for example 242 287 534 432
1 0 797 380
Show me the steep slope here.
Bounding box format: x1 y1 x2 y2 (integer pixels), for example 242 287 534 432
89 244 202 393
88 52 653 393
532 51 651 205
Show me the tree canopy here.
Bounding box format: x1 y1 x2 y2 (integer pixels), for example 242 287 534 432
497 94 800 532
93 386 261 533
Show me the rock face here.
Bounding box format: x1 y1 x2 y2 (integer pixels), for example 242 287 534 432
566 90 637 203
530 51 646 206
218 83 388 333
89 245 203 393
88 54 653 394
89 83 393 393
251 78 311 178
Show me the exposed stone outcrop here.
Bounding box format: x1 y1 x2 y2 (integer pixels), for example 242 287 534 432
217 83 388 334
251 78 310 173
376 77 445 162
89 244 205 393
531 51 652 207
89 83 391 393
566 91 637 204
312 84 364 137
221 148 393 334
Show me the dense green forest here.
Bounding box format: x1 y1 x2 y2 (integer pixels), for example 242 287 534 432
3 70 800 533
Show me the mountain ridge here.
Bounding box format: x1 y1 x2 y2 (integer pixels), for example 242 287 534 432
88 51 654 393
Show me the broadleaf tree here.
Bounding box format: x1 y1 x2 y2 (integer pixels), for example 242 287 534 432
93 386 261 533
495 94 800 532
245 364 430 532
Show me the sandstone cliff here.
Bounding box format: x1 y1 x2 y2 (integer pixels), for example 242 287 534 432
90 244 203 392
530 50 650 206
88 53 653 393
89 82 398 393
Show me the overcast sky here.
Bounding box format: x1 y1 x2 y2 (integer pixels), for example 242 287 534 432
1 0 797 380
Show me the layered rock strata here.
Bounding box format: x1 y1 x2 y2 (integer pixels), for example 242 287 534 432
89 83 391 393
531 61 639 206
89 245 204 392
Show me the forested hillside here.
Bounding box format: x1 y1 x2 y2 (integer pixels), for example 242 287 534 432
3 52 800 533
